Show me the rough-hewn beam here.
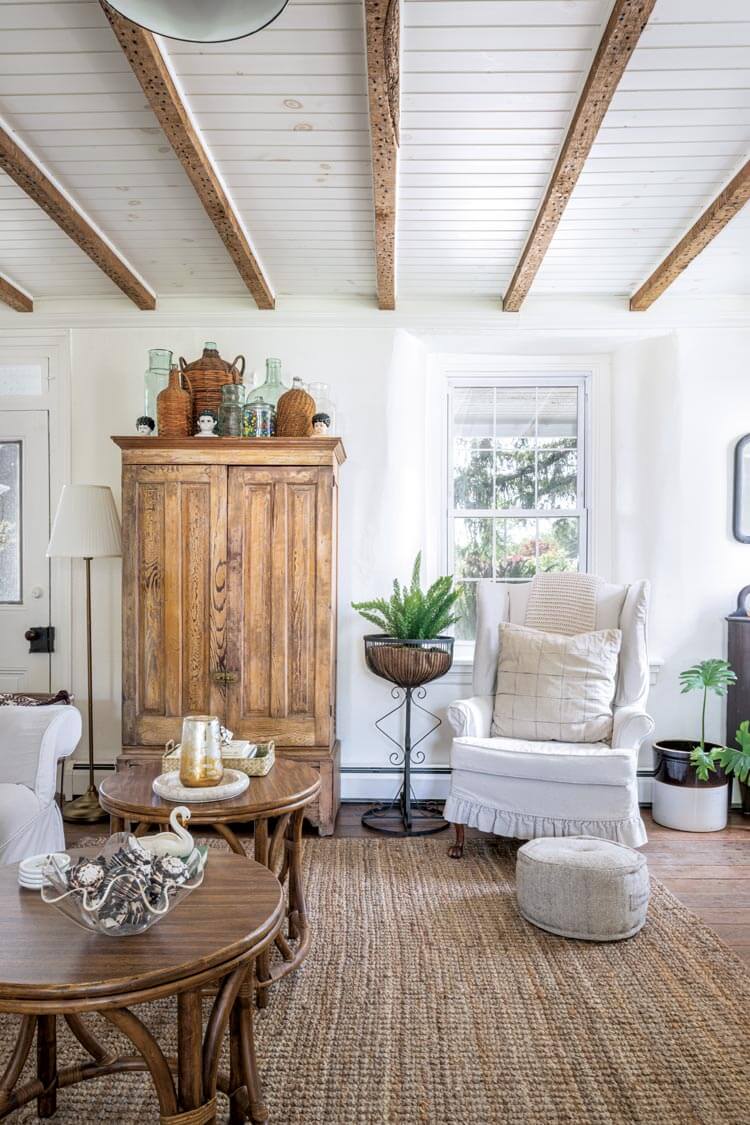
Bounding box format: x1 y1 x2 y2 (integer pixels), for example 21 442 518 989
0 272 32 313
102 1 274 310
364 0 399 310
630 159 750 310
0 125 155 310
503 0 656 312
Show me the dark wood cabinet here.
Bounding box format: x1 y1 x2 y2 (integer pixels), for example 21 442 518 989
113 437 345 834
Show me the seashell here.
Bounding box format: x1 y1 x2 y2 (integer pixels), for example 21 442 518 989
68 858 106 892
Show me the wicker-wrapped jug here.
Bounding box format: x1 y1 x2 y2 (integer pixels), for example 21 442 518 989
179 342 245 433
276 377 315 437
157 366 192 437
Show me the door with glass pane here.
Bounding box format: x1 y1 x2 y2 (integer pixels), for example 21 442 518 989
448 380 588 642
0 411 51 692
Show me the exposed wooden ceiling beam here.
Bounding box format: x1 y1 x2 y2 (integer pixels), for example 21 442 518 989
0 271 32 313
502 0 657 312
0 125 155 310
630 160 750 310
364 0 400 310
101 1 274 310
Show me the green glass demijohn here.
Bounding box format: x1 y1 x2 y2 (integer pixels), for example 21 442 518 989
253 357 287 408
144 348 173 424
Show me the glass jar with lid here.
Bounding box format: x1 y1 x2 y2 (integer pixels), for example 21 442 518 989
144 348 173 425
218 383 245 436
243 393 276 438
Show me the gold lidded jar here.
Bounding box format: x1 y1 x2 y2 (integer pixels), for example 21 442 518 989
179 715 224 787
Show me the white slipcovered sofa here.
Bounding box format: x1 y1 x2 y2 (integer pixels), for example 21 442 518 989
0 704 81 865
445 579 653 856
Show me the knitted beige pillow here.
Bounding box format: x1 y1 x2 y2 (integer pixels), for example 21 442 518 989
491 622 622 743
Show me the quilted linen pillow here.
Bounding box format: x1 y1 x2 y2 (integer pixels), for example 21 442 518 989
491 622 622 743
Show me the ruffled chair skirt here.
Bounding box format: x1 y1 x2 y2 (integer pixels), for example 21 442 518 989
445 770 647 848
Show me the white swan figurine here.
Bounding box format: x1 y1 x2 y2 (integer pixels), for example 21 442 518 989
139 806 194 859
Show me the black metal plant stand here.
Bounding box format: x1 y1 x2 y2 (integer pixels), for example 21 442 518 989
361 635 454 837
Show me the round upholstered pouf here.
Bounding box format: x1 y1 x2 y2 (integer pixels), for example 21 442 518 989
516 836 650 942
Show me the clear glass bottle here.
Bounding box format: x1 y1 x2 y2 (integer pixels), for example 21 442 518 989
144 348 173 425
253 357 287 408
218 383 245 436
307 380 336 432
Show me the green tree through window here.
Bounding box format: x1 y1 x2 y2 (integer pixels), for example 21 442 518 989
449 382 586 641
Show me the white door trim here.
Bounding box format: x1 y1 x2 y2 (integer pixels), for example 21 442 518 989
0 331 72 694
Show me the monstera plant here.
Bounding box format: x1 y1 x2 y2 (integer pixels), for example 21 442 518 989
652 659 736 832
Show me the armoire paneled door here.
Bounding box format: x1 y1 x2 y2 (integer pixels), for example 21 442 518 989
114 437 345 834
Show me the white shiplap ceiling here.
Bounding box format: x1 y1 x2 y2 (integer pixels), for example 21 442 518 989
0 0 747 308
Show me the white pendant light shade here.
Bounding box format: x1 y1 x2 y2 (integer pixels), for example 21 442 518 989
105 0 290 43
47 485 122 559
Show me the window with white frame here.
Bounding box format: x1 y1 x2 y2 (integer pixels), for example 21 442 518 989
447 376 590 642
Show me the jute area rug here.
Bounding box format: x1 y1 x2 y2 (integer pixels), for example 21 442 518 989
4 837 749 1124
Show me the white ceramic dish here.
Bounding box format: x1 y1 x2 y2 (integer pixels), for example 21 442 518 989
18 852 70 890
152 768 250 803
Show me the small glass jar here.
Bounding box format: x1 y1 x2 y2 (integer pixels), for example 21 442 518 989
218 383 245 436
179 716 223 788
144 348 173 425
307 380 336 432
243 394 276 438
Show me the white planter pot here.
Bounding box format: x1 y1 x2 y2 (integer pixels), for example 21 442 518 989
652 778 729 832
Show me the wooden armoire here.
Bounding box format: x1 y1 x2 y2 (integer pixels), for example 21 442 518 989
113 436 345 834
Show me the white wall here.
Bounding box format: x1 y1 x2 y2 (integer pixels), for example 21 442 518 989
612 328 750 755
3 306 750 801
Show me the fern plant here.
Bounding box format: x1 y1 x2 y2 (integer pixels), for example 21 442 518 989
352 552 461 640
680 659 736 781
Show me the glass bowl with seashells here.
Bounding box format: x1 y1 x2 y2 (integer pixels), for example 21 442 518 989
41 807 207 936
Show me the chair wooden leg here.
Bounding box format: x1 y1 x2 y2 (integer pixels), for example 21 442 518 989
448 823 465 859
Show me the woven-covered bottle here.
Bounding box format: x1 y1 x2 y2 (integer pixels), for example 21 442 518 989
179 342 245 433
276 377 315 437
157 366 192 438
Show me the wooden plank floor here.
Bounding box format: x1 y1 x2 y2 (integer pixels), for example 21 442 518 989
67 804 750 963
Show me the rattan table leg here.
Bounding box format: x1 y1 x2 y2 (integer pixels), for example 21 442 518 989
177 990 203 1112
234 972 268 1125
253 820 272 1009
36 1015 56 1118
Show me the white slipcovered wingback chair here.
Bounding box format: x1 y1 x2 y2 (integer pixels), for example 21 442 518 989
445 578 653 857
0 705 81 864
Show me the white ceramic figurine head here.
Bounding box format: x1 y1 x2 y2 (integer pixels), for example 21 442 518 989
196 410 218 436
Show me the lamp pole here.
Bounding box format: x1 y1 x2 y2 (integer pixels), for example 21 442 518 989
63 555 105 822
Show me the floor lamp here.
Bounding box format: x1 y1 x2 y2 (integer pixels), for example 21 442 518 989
47 485 122 822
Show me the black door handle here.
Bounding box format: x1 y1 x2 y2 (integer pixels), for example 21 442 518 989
25 626 55 653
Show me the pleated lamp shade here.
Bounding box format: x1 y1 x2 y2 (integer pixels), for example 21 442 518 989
47 485 122 559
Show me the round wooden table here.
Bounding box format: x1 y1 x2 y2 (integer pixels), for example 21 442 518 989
0 852 282 1124
99 759 321 1006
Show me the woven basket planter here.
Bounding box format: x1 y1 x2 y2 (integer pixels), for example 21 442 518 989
179 344 245 434
363 636 454 688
